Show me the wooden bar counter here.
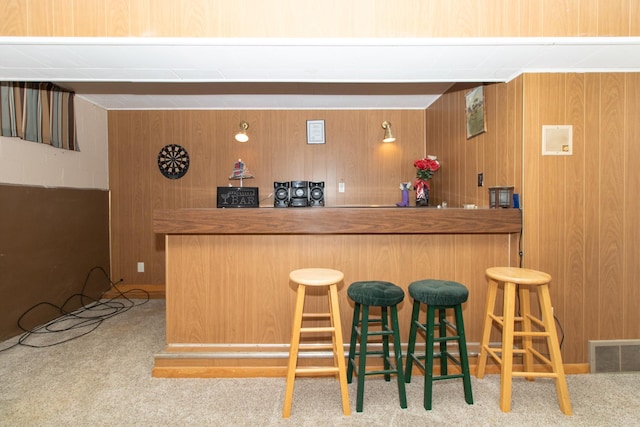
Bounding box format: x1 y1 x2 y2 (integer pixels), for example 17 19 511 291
152 207 521 378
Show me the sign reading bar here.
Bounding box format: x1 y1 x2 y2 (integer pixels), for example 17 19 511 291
217 187 259 208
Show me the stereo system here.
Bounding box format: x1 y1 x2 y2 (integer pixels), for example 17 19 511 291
274 181 324 208
274 182 289 207
309 181 325 207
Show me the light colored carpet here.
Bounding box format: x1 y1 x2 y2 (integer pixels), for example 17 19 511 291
1 299 639 426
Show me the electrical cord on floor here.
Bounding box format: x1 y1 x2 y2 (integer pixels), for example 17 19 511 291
0 266 149 352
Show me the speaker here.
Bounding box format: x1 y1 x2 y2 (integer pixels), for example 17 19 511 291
274 181 289 207
309 181 325 207
290 181 308 207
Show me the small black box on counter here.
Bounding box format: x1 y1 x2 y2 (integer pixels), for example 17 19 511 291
217 187 259 208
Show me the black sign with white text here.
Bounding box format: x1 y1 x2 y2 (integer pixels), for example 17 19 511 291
217 187 259 208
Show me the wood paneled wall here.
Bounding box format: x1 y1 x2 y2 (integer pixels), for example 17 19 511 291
2 0 639 37
426 74 640 364
108 109 425 285
521 73 640 364
162 233 515 357
427 80 524 209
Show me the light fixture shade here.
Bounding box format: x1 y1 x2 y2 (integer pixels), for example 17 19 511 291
382 121 396 142
235 121 250 142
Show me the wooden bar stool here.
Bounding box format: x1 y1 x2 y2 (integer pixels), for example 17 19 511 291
404 279 473 410
346 280 407 412
476 267 572 415
282 268 350 418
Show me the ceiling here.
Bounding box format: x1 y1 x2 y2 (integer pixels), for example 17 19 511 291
1 36 640 110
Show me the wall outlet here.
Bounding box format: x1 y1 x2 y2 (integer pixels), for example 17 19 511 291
137 262 144 273
338 181 345 193
477 173 484 187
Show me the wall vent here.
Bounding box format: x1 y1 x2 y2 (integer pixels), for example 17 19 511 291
588 339 640 373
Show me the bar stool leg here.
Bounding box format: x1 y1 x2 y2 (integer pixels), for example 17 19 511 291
347 303 361 383
327 286 340 379
499 281 517 413
454 304 474 405
476 279 498 379
538 285 572 415
390 305 407 408
404 300 421 382
424 305 436 410
519 284 535 380
381 306 391 381
355 304 369 412
438 309 448 376
283 284 307 418
328 283 351 416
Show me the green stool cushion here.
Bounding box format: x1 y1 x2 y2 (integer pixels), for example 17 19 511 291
408 279 469 306
347 281 405 307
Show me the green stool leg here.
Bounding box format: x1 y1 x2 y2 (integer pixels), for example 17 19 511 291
424 305 436 410
438 308 448 376
391 305 407 408
356 304 369 412
404 300 421 382
347 303 361 383
381 306 391 381
455 304 474 405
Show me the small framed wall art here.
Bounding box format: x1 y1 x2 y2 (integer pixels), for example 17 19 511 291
306 120 325 144
465 86 487 139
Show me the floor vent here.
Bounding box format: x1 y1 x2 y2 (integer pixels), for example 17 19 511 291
588 339 640 373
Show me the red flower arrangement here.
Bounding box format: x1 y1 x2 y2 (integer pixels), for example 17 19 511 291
414 156 440 190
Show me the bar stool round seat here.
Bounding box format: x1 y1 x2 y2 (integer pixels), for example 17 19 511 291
289 268 344 287
347 280 407 412
408 279 469 306
347 280 405 307
476 267 572 415
282 268 350 418
405 279 473 411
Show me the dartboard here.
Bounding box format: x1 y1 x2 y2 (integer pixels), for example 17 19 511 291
157 144 190 179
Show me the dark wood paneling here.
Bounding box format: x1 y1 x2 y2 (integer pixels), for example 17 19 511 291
0 184 110 341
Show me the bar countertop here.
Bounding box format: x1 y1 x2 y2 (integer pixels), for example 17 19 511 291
153 206 522 235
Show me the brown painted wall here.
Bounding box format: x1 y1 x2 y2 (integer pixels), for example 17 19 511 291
0 185 110 341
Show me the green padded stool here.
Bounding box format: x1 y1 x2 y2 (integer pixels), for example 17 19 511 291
347 280 407 412
405 279 473 410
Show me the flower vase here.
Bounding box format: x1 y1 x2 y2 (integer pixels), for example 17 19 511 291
415 181 429 206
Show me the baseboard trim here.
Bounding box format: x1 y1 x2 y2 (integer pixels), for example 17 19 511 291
102 284 165 299
152 363 590 378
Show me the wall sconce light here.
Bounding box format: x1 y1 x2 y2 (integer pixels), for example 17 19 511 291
235 121 250 142
381 121 396 142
